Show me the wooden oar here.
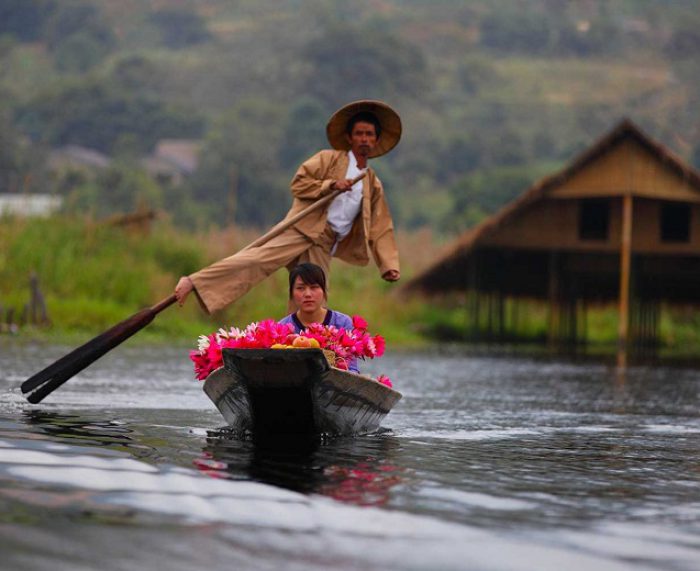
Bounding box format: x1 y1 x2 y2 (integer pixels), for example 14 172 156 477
21 171 367 403
21 295 177 403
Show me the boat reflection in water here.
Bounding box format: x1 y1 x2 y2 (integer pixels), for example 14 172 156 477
197 430 406 507
18 409 405 508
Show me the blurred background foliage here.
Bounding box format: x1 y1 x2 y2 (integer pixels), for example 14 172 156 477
1 0 700 233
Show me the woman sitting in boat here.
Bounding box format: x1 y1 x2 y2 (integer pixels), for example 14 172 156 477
279 262 359 373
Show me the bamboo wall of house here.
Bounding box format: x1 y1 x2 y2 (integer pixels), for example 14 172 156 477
553 140 700 202
481 198 700 255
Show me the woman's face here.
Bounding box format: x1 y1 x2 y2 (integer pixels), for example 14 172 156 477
292 276 325 313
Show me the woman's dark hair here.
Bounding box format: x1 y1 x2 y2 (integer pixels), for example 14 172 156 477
288 263 327 299
346 111 382 138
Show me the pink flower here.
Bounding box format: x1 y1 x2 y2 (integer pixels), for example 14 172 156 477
376 375 393 388
373 335 386 357
205 339 223 369
190 315 393 387
352 315 368 330
189 350 210 380
363 336 377 358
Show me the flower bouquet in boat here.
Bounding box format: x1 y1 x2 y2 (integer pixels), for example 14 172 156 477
191 317 401 436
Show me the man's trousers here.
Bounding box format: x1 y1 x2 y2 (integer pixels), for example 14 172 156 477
189 225 337 314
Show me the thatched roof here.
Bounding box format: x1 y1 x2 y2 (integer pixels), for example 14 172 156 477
405 119 700 294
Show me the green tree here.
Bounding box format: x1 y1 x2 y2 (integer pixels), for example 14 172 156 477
436 135 482 184
479 2 620 57
44 1 114 49
456 56 500 95
302 23 428 108
445 163 556 231
63 161 164 217
148 8 212 49
44 1 115 71
277 97 329 169
665 14 700 57
188 100 289 227
479 9 553 54
0 110 24 192
17 80 204 154
0 106 49 194
109 55 164 96
53 31 112 73
0 0 55 42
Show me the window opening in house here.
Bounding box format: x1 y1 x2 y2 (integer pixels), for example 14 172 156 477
660 202 690 243
578 199 610 241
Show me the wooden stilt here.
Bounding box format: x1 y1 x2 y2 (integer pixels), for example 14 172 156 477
486 292 494 340
468 257 479 340
498 291 505 341
649 301 659 356
547 251 560 351
472 291 480 340
465 258 473 340
581 299 588 352
617 194 634 368
569 298 577 348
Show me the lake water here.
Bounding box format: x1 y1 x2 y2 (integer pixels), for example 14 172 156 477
1 339 699 571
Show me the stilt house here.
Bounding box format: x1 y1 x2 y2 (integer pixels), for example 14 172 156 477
405 119 700 361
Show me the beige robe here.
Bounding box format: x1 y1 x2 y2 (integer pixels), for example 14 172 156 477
189 149 399 314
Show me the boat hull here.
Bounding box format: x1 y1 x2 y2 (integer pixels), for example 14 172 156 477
203 348 402 437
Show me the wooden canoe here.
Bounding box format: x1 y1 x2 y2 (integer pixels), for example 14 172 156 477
202 348 402 437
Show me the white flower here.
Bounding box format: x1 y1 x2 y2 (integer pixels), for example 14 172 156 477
197 335 211 353
216 326 242 342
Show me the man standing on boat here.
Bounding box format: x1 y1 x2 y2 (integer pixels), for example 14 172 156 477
174 99 402 314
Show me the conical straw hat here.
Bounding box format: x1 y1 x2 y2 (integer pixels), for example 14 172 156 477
326 100 402 158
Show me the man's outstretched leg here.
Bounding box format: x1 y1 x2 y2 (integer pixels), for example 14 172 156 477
175 227 323 314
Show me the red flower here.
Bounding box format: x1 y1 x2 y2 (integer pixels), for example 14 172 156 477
373 335 386 357
190 316 394 387
352 315 368 330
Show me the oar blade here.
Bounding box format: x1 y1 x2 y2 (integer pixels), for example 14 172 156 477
25 370 74 404
21 307 157 403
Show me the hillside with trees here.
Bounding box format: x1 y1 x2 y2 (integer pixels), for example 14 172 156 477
2 0 700 234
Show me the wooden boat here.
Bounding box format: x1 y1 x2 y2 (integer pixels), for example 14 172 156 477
203 348 402 437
